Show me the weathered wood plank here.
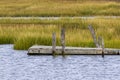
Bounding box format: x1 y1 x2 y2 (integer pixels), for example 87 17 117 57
28 45 120 55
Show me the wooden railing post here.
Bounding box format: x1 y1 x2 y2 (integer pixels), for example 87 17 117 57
88 25 99 48
52 32 56 55
61 28 65 55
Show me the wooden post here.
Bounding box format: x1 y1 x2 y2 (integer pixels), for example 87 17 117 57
88 25 99 48
98 36 102 48
52 32 56 55
117 50 119 55
101 37 104 58
61 28 65 55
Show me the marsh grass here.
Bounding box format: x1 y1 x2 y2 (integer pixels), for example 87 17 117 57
0 18 120 50
0 0 119 17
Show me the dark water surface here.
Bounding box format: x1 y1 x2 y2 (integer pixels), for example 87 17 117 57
0 45 120 80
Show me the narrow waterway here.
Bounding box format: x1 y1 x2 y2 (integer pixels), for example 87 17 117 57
0 45 120 80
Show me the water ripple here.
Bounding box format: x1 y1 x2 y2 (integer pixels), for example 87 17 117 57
0 45 120 80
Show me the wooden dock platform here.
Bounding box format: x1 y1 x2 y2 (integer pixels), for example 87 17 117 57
28 45 120 55
28 27 120 56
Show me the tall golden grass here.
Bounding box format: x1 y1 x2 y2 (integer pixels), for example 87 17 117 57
0 18 119 50
0 0 119 17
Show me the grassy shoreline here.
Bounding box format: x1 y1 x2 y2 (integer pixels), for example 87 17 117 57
0 18 120 24
0 18 120 50
0 0 119 17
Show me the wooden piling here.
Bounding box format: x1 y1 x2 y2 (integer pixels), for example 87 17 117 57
117 50 119 55
97 36 104 57
101 37 105 58
61 28 65 55
88 25 99 48
52 32 56 55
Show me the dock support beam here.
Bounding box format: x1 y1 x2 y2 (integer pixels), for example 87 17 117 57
61 28 65 55
52 32 56 55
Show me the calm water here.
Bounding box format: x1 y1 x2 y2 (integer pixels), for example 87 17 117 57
0 45 120 80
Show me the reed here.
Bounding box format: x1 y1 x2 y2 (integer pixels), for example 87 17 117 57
0 0 119 17
0 18 119 50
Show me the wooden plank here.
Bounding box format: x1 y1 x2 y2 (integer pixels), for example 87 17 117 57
28 45 120 55
88 25 99 48
28 45 102 55
28 46 100 55
52 32 56 55
61 28 65 55
104 48 120 55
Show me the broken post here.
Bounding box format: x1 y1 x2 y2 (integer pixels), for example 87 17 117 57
117 50 119 55
52 32 56 55
61 28 65 55
101 37 105 58
88 25 99 48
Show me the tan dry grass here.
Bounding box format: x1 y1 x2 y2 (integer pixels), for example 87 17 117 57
0 18 119 50
0 0 119 17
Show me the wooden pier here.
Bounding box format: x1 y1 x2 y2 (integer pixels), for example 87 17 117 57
28 45 120 55
27 26 120 56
